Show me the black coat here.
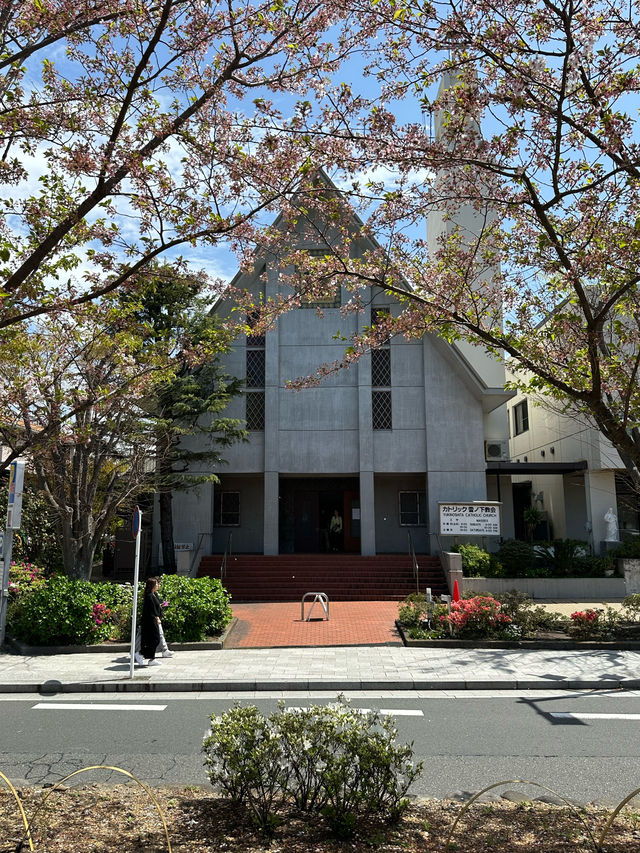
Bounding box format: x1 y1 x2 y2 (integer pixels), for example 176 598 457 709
140 591 161 659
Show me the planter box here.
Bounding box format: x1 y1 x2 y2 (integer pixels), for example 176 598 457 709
462 576 626 600
395 621 640 650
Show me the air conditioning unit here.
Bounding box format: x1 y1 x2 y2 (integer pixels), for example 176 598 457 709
484 439 510 462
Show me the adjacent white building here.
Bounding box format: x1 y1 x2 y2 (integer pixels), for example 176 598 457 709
505 385 639 551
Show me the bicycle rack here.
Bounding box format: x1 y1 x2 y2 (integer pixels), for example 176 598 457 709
301 592 330 622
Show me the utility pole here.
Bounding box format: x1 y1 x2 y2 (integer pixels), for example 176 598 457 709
0 460 25 647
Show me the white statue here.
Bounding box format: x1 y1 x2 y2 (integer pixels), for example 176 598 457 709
604 507 619 541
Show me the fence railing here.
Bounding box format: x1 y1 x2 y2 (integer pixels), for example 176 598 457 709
408 530 419 594
220 532 232 582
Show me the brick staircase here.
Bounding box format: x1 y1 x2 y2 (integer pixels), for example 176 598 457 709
197 553 447 602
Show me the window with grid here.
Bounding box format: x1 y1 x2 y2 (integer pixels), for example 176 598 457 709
299 248 341 308
245 391 265 431
399 491 426 526
372 306 391 342
246 349 265 387
372 390 392 430
371 311 392 429
246 310 265 347
371 348 391 387
513 400 529 436
213 491 240 526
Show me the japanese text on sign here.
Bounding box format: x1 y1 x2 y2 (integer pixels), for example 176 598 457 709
439 502 501 536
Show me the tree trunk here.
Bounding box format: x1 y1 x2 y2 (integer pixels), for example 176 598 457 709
159 487 177 574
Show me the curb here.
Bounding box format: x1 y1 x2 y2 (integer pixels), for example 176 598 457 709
2 676 640 694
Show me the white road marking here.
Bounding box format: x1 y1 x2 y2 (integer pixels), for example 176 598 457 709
379 709 424 716
551 712 640 721
287 706 423 717
31 703 167 711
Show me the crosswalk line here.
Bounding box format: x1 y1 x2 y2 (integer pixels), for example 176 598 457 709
31 702 167 711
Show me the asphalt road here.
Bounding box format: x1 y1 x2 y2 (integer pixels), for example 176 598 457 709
1 690 640 806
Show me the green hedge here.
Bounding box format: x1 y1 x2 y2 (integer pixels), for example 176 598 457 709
157 575 232 643
7 573 232 646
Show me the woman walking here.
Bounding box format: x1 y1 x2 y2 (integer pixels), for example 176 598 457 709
139 577 162 666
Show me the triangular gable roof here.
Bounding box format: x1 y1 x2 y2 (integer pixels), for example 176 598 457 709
214 169 513 412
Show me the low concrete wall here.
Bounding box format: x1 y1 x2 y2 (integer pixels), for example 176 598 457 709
620 559 640 595
440 551 463 597
463 576 626 600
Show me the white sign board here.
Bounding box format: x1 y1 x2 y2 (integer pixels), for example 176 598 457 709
6 460 25 530
439 502 502 537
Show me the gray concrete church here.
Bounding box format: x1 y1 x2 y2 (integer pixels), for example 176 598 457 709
155 175 515 574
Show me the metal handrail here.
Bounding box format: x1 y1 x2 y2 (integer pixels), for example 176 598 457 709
220 532 232 581
188 532 207 577
408 530 419 594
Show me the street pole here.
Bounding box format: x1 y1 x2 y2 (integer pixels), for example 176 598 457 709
129 506 142 679
0 461 25 648
0 527 13 647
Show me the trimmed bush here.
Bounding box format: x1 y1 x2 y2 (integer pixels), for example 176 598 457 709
452 543 491 576
7 575 115 645
158 575 232 642
203 698 422 837
497 539 536 575
7 574 232 646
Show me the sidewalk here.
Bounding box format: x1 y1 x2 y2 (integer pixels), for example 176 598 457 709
1 599 637 694
1 644 639 694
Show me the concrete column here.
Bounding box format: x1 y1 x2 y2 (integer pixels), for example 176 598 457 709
263 471 279 555
263 263 280 554
359 469 376 555
357 300 375 554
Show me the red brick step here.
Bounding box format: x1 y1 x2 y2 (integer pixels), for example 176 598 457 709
197 554 447 602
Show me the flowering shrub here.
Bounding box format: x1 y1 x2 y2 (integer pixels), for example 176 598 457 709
440 596 513 639
568 609 600 639
8 561 46 599
91 602 112 630
203 698 422 837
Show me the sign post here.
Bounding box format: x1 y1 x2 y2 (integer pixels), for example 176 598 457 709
0 461 25 648
129 505 142 679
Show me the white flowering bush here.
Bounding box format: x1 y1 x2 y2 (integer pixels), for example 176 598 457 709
203 697 422 837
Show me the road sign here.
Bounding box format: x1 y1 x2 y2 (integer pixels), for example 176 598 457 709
6 460 25 530
132 505 141 538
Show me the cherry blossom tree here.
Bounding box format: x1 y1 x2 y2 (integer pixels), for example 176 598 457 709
272 0 640 488
0 0 361 332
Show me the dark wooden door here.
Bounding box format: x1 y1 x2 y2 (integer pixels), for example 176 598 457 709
343 490 361 553
295 491 319 552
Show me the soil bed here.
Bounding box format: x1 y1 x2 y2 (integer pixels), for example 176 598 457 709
2 784 640 852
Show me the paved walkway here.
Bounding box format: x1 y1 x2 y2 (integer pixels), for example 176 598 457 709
0 644 639 694
225 601 402 648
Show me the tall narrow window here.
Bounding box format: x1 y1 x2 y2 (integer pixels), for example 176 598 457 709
245 391 265 431
371 308 392 430
246 309 265 431
513 400 529 436
399 491 426 526
214 491 240 526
